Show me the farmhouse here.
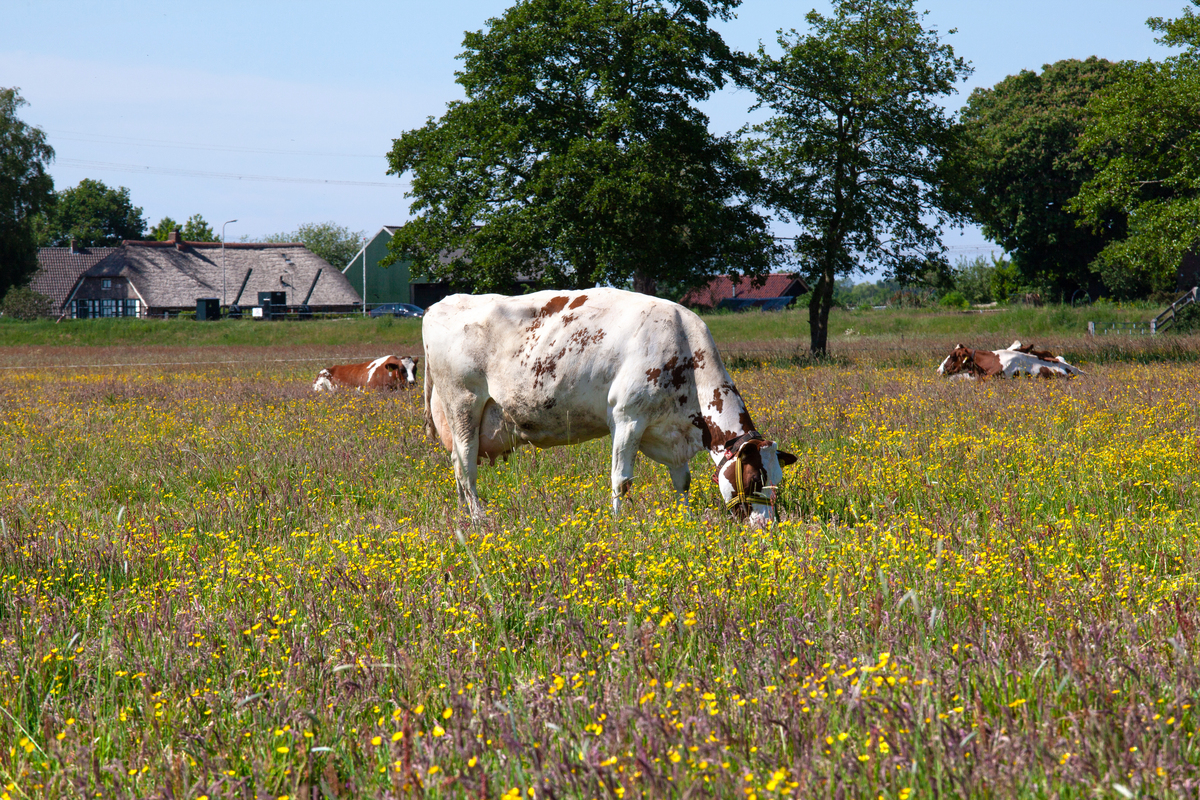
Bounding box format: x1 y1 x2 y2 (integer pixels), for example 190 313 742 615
342 226 452 310
64 232 362 318
681 273 810 312
30 241 121 316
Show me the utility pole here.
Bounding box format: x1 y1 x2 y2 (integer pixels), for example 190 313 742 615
362 235 368 317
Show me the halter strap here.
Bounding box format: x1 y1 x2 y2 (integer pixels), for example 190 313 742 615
714 431 776 513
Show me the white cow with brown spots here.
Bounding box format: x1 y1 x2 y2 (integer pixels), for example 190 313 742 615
422 288 797 524
312 355 418 391
936 340 1083 379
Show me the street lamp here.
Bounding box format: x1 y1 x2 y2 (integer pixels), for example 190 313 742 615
221 219 237 306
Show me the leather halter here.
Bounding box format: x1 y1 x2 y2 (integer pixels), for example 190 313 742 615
713 432 777 514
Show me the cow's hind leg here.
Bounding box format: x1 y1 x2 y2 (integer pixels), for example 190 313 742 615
446 393 488 520
609 412 647 516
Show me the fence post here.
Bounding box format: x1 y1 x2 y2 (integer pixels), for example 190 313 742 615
1087 321 1095 336
1151 319 1157 335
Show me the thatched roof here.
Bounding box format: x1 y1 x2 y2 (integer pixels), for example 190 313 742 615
32 246 120 310
80 237 362 308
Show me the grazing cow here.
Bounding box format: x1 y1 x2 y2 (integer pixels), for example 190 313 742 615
422 288 798 524
313 355 418 391
937 341 1083 379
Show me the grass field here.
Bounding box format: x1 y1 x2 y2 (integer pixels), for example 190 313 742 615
1 329 1199 798
0 300 1169 351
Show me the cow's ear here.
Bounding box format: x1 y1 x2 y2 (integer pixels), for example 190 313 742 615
412 356 419 365
777 450 798 467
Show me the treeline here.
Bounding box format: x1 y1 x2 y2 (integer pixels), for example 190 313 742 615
2 1 1198 353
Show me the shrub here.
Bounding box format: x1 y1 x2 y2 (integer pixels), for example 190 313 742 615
938 290 968 309
0 285 51 319
1172 301 1200 334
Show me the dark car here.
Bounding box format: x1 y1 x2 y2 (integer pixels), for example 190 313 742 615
368 303 424 319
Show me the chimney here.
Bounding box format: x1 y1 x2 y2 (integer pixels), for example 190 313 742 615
167 229 181 245
69 238 78 254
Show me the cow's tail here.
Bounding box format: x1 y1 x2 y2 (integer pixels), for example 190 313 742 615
423 349 437 441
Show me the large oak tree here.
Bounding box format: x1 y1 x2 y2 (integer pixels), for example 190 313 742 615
385 0 775 296
1070 2 1200 298
0 88 54 297
958 58 1124 300
743 0 971 355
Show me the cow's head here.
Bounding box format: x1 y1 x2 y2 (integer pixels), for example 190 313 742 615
937 344 972 376
382 356 419 387
713 432 798 526
937 344 1001 378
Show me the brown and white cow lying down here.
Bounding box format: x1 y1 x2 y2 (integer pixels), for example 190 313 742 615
422 288 798 525
312 355 418 391
937 340 1083 379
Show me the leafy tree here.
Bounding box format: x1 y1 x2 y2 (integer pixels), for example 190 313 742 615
0 284 51 320
743 0 971 354
1070 3 1200 298
181 214 218 242
264 222 364 271
949 254 1020 305
385 0 775 296
150 217 179 241
0 87 55 297
957 58 1124 299
36 178 146 246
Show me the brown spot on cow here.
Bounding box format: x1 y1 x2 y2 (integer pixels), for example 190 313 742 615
568 295 588 309
532 348 568 389
709 387 724 413
678 394 688 406
568 327 606 350
1011 341 1060 361
526 295 572 335
646 367 662 383
542 296 570 316
738 408 756 434
619 478 633 495
972 348 1002 376
692 413 738 451
1038 366 1054 379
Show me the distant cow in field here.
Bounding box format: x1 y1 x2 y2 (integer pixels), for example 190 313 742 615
313 355 418 391
937 340 1083 379
422 288 797 524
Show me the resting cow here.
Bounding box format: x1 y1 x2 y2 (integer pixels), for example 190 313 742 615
313 355 418 391
937 340 1083 379
422 288 797 524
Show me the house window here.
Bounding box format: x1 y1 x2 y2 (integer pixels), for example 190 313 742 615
123 299 140 317
100 299 118 317
101 278 112 289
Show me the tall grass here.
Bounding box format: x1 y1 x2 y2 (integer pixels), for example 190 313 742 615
0 358 1197 797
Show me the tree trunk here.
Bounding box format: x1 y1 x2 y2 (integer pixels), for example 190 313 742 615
632 269 658 297
808 262 836 356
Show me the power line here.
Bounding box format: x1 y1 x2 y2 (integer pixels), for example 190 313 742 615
57 158 408 188
49 129 384 159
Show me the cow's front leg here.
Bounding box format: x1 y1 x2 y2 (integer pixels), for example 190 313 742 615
609 414 647 516
668 464 691 511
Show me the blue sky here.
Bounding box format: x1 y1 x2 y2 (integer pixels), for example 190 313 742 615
1 0 1186 266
